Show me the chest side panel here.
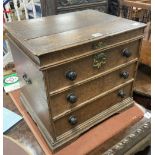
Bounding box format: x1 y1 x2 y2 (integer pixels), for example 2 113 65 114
8 39 54 139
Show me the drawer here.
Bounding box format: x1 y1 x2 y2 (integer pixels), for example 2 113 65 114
40 29 143 68
50 63 136 117
53 83 132 136
47 41 139 93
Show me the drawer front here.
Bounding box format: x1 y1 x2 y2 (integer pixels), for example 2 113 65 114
47 41 139 93
50 63 136 117
40 29 143 68
54 83 132 136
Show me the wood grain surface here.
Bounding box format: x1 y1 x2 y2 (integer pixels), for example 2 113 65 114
4 10 146 56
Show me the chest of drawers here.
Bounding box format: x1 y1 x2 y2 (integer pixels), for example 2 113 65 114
4 10 146 151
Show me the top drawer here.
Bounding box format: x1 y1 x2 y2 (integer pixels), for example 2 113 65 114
39 28 143 69
47 40 140 93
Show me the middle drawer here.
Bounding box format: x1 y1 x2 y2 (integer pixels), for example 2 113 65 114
50 62 136 117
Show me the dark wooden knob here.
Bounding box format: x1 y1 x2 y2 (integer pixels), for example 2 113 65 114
118 90 126 98
122 49 132 58
67 93 77 104
120 71 129 79
66 71 77 81
68 116 77 125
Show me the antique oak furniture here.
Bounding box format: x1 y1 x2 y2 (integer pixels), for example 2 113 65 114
4 10 146 151
40 0 108 16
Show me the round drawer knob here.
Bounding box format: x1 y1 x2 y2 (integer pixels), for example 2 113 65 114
118 90 126 98
67 93 77 104
122 49 132 58
120 71 129 79
66 71 77 81
68 116 77 125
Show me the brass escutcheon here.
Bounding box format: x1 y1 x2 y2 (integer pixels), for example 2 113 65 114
92 41 104 49
93 52 107 69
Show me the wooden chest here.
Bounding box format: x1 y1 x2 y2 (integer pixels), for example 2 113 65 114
4 10 146 151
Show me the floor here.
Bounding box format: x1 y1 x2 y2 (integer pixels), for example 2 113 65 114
3 92 44 155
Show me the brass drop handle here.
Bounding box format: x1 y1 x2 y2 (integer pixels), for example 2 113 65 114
93 52 107 69
122 48 132 58
66 71 77 81
23 73 32 84
68 116 77 125
67 93 77 104
118 90 126 98
120 71 129 79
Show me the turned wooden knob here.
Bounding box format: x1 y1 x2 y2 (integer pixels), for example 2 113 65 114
118 90 126 98
68 116 77 125
66 71 77 81
67 93 77 104
120 71 129 79
122 49 132 58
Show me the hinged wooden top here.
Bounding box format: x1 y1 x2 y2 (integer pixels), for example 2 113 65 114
4 10 146 57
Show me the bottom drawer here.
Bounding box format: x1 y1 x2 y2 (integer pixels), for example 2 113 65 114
54 83 133 137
